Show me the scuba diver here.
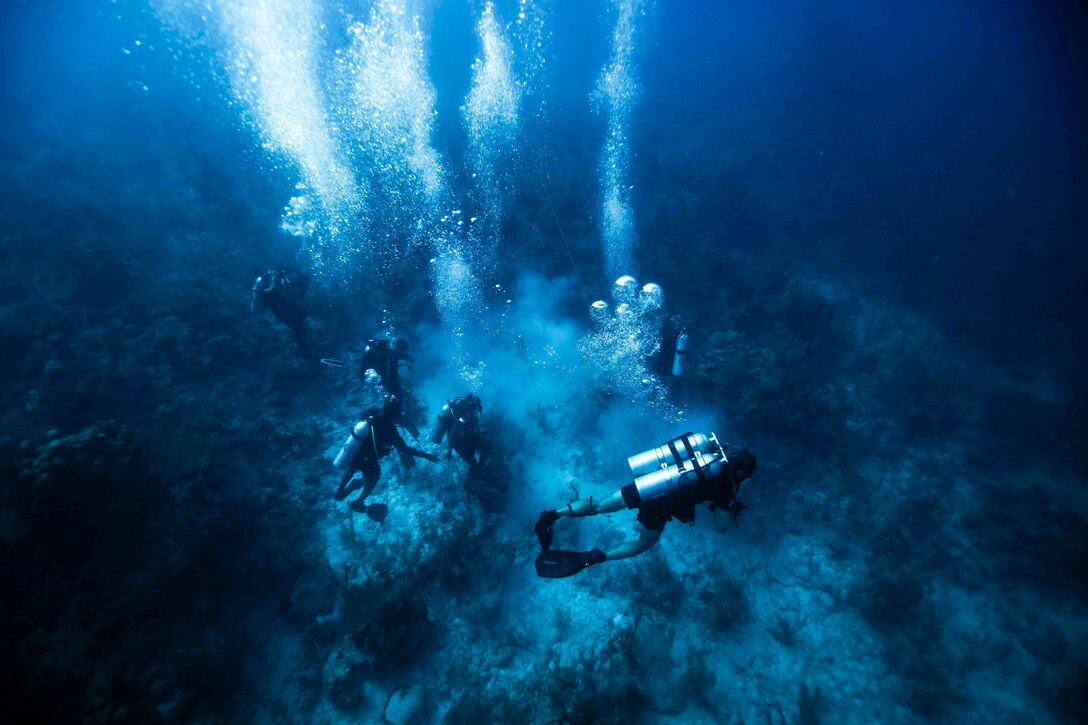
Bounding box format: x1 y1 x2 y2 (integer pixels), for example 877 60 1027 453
361 337 412 397
429 394 490 473
251 267 311 357
332 395 440 521
533 432 757 578
431 393 510 513
361 337 421 438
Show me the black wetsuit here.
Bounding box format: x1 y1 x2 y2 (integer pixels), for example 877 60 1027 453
440 400 490 470
620 465 740 531
253 269 309 353
361 339 407 396
361 339 424 438
335 412 436 504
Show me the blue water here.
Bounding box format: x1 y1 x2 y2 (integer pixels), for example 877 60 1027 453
2 1 1086 722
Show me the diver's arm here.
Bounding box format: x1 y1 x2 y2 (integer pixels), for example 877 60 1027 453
709 492 746 530
404 444 440 463
393 428 439 462
389 426 411 455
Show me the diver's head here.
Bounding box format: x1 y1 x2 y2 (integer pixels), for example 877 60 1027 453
381 394 402 420
395 338 409 355
464 393 482 412
728 448 757 484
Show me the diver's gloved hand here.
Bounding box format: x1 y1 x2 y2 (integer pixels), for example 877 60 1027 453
728 500 747 525
421 452 441 463
586 548 607 567
535 509 559 550
399 451 417 469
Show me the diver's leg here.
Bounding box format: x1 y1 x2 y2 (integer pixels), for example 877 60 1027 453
293 316 310 356
476 436 492 468
349 461 381 511
603 521 664 561
334 469 363 500
454 444 478 468
535 488 625 549
557 489 626 518
279 303 309 354
295 323 309 355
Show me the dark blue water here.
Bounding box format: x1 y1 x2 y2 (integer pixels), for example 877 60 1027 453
2 1 1085 722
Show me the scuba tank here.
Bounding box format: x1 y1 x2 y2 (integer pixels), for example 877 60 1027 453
333 421 371 470
627 432 727 502
430 396 481 444
633 451 726 501
429 404 455 444
671 332 690 376
628 432 713 477
250 275 264 313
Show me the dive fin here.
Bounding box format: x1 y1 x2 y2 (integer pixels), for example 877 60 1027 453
365 503 388 523
535 509 558 550
535 549 599 579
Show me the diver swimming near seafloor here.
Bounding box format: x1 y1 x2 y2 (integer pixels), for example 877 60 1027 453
250 267 312 357
533 432 757 578
361 337 412 396
360 336 423 438
332 394 440 521
429 392 509 511
430 393 490 472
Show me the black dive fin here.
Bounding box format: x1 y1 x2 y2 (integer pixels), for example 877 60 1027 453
364 503 388 523
535 549 596 579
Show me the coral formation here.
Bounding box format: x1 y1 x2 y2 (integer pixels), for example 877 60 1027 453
0 2 1084 723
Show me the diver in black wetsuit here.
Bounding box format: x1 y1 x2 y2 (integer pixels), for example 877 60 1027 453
533 433 757 578
361 337 412 396
332 395 440 521
251 268 311 356
429 394 490 473
430 393 510 512
361 337 422 438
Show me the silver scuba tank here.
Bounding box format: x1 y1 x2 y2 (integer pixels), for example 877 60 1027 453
633 450 726 501
627 432 712 478
429 404 454 444
333 421 370 470
672 332 690 376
